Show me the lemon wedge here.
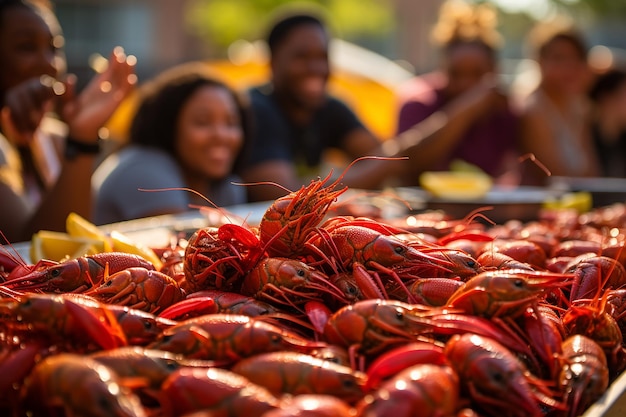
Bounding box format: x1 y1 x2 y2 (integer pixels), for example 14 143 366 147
30 230 105 262
419 171 493 200
66 212 113 252
109 230 163 269
543 192 593 214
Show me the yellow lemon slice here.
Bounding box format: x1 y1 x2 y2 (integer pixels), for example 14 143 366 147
419 171 493 200
543 192 593 214
109 230 163 270
30 231 105 263
66 212 113 252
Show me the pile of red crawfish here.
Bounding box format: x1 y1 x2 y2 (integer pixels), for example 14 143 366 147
1 171 626 417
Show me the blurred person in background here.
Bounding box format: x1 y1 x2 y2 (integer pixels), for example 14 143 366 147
0 0 136 241
395 0 521 184
240 11 413 202
587 68 626 178
92 62 250 225
517 18 600 184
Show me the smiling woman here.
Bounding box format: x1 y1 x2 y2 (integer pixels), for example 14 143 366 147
91 62 250 225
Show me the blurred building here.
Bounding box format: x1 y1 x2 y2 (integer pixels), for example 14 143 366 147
53 0 626 89
54 0 202 85
54 0 443 84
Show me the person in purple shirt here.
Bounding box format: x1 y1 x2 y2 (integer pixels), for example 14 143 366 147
395 1 521 184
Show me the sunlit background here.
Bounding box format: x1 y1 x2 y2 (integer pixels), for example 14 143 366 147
52 0 626 139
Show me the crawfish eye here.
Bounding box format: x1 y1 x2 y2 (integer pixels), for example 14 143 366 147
97 396 114 413
490 370 505 383
296 268 305 277
513 279 524 288
50 268 61 277
342 378 357 389
395 310 404 320
165 360 179 371
143 320 156 330
467 260 476 268
394 245 406 255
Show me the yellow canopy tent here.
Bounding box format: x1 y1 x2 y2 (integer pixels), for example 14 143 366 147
105 39 414 143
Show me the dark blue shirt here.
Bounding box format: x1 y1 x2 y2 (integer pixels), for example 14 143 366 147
246 84 364 179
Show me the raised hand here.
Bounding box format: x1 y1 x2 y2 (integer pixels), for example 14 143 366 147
59 47 137 142
1 74 62 146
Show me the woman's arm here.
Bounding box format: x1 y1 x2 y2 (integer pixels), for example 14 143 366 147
336 80 510 189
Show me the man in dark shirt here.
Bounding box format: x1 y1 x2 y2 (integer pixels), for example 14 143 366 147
241 13 391 201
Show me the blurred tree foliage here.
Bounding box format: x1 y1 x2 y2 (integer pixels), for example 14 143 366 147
185 0 625 59
554 0 626 16
185 0 395 53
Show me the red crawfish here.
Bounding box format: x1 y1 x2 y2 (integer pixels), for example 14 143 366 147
364 341 448 391
261 395 355 417
20 353 147 417
446 269 572 318
240 257 347 309
108 305 176 346
562 291 626 378
154 244 185 283
231 351 366 403
480 239 548 270
520 304 566 379
606 288 626 340
329 270 372 303
1 252 155 293
557 335 609 417
356 364 460 417
0 243 25 277
158 290 282 321
147 313 323 363
84 267 185 314
90 346 209 406
387 277 464 306
565 254 626 302
412 312 537 361
476 251 536 271
551 239 603 258
183 224 263 293
157 296 218 321
414 247 484 281
0 292 127 351
159 366 280 417
308 225 439 302
193 289 282 316
259 168 349 259
323 299 432 370
444 333 561 417
310 224 435 271
0 343 47 409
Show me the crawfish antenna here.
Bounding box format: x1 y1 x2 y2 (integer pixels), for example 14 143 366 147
230 180 294 195
0 230 27 269
519 153 551 177
137 187 238 224
334 155 409 186
463 206 496 227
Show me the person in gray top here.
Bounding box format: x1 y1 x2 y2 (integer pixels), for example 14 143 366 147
92 62 250 225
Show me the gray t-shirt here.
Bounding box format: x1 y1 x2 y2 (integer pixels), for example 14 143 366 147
92 146 246 225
